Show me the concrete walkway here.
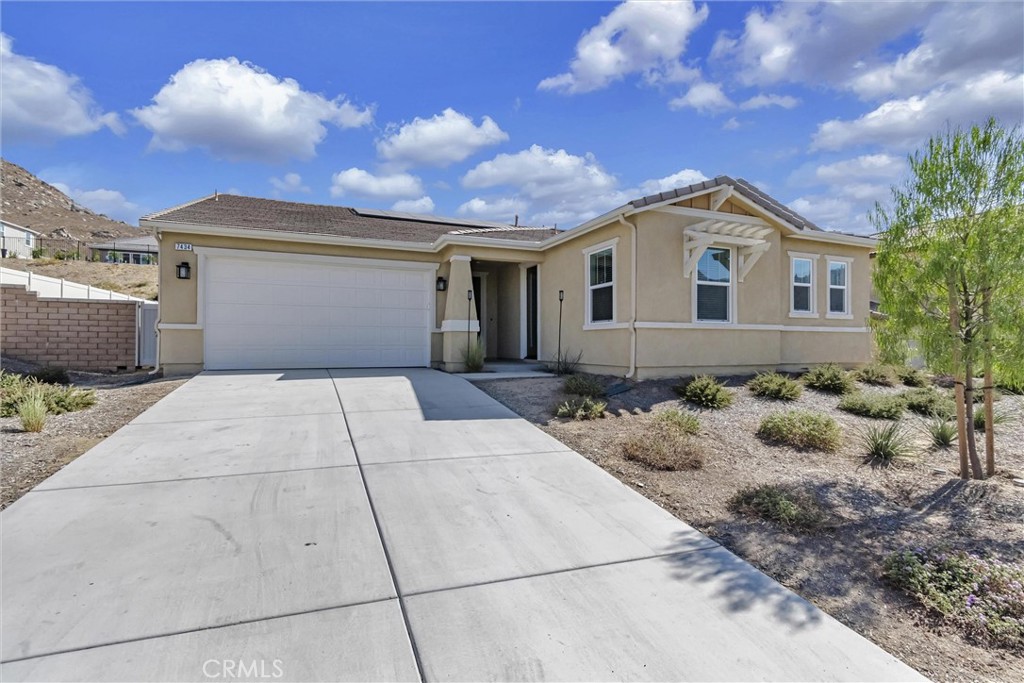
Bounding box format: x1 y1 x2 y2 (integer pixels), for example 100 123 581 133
1 369 924 682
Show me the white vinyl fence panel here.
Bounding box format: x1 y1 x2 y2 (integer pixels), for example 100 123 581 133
1 267 144 301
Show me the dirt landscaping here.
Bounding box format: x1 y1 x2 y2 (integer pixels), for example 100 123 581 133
1 357 185 509
477 372 1024 683
1 258 158 300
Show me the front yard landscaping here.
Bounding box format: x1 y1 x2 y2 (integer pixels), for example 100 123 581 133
0 358 186 508
477 367 1024 682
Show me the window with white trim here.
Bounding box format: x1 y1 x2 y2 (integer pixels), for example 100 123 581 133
828 260 849 315
24 232 33 247
587 246 614 323
791 256 814 315
695 247 731 322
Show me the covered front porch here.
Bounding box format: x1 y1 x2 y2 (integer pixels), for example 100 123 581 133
436 255 542 372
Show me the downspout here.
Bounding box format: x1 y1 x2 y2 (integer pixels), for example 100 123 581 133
149 229 162 376
617 215 638 379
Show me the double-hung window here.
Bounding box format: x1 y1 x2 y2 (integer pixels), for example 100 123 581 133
695 247 731 322
586 245 615 324
828 259 850 316
790 256 815 316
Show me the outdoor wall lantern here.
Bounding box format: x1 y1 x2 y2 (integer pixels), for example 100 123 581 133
176 261 192 280
436 276 448 291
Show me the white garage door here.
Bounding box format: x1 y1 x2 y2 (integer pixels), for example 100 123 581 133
203 254 432 370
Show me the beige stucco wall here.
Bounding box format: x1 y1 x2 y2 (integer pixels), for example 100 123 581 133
545 202 874 379
157 231 541 374
156 199 874 377
539 221 633 375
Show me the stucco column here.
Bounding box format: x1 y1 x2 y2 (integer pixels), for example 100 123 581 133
441 255 479 371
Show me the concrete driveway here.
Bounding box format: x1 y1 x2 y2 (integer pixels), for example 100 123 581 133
1 369 923 682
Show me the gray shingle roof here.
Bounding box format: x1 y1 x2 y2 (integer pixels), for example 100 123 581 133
629 175 823 231
145 194 559 244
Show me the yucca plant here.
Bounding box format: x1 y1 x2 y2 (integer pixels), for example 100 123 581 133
927 417 958 449
555 396 606 420
862 423 915 466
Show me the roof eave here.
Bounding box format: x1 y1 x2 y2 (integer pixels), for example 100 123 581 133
144 218 547 252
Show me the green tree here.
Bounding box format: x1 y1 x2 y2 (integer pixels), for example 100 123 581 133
872 118 1024 480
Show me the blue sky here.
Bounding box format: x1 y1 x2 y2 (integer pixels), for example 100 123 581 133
2 1 1022 234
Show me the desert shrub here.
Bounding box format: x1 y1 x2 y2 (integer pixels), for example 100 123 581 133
839 392 906 420
0 371 95 417
621 427 704 471
756 410 842 452
862 423 915 465
729 484 826 530
29 366 70 385
974 409 1010 432
928 417 958 449
654 408 700 435
747 372 802 400
802 364 854 394
546 348 583 376
461 340 485 372
18 390 47 433
902 388 956 418
675 375 734 409
884 547 1024 650
855 363 897 386
563 374 605 398
555 396 606 420
895 366 929 388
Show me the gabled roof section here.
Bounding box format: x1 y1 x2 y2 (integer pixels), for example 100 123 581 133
142 194 558 244
629 175 823 232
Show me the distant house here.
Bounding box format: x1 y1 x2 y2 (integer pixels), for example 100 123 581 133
88 235 159 264
0 220 42 259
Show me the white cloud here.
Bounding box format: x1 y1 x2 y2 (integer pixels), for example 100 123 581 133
391 196 435 213
739 93 799 110
711 2 939 90
269 172 310 195
329 168 423 200
51 183 140 223
847 2 1023 100
463 145 617 200
638 168 708 195
789 195 860 232
812 71 1024 151
668 81 733 113
539 0 708 94
0 33 122 143
376 108 508 168
713 1 1023 105
463 145 710 226
133 57 372 162
722 117 741 131
814 154 904 185
456 197 529 222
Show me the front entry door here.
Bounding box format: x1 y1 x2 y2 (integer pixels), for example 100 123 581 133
526 266 538 359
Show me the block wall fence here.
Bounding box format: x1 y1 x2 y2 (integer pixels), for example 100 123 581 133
1 284 137 371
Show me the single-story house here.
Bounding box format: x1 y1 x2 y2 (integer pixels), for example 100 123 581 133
0 220 42 259
88 235 159 264
141 177 877 378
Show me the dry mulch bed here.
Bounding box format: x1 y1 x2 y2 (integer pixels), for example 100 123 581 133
1 259 158 300
1 358 186 508
476 374 1024 683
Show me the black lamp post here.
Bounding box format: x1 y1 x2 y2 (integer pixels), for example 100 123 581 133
467 288 474 356
557 289 564 366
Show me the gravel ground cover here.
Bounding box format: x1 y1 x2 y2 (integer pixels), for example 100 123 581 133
1 357 186 508
477 373 1024 682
